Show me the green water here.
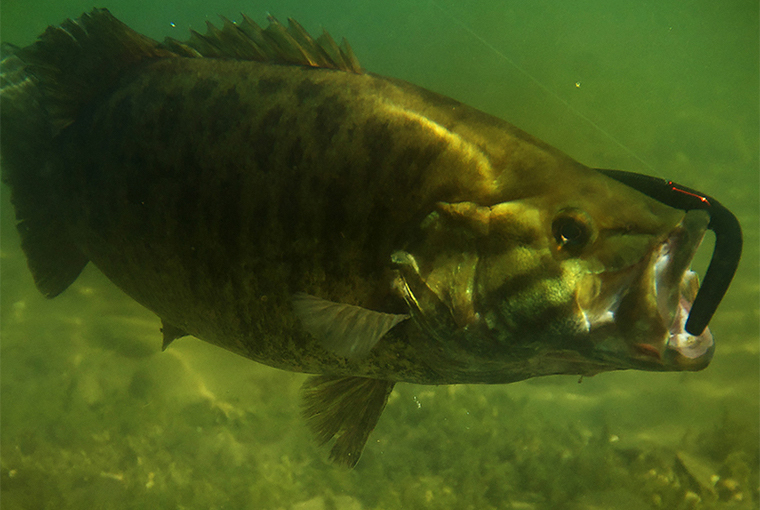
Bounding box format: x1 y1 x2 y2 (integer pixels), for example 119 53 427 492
1 1 757 509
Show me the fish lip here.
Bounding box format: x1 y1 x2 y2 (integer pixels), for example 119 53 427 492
659 285 715 370
655 210 714 369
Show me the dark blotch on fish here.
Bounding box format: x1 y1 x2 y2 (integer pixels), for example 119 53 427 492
314 94 347 146
208 87 245 138
189 77 219 102
257 76 285 95
252 106 285 171
295 78 324 104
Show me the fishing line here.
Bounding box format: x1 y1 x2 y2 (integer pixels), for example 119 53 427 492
426 0 656 172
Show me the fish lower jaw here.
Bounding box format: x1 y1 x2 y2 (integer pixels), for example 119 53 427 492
662 293 714 369
620 274 714 370
581 268 714 371
624 305 715 371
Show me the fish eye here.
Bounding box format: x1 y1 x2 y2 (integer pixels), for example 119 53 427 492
552 209 593 252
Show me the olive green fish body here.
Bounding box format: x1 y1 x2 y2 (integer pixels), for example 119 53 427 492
2 10 727 466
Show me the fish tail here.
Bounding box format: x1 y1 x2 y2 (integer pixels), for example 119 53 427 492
0 9 174 297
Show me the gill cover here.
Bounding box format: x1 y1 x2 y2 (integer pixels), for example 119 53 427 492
596 169 742 335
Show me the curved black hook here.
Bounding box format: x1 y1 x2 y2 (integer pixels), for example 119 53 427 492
596 169 742 336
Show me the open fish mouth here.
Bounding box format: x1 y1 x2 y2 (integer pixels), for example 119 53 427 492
595 169 743 371
654 211 714 368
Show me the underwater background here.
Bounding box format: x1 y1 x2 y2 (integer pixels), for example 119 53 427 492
1 0 757 509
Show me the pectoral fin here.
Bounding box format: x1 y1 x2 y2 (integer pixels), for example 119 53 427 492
301 375 395 467
292 293 408 358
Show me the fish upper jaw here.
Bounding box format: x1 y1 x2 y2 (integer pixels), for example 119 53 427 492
586 209 714 371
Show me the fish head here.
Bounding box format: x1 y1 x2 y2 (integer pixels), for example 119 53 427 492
395 166 715 380
539 182 713 373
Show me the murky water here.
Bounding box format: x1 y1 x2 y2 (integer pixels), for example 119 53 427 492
2 1 758 509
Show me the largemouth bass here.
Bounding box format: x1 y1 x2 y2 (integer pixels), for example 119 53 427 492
0 9 742 467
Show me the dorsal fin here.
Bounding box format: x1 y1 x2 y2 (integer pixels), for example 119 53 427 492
10 8 176 134
8 10 361 136
162 15 363 74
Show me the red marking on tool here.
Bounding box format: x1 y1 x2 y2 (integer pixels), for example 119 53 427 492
667 182 711 206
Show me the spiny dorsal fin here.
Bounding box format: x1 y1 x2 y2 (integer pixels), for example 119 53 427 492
162 15 363 74
301 376 395 467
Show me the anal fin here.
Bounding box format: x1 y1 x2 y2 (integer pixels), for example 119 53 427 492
301 375 395 468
